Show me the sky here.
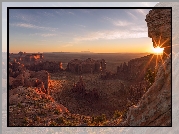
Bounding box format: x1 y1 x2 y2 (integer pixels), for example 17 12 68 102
6 4 159 53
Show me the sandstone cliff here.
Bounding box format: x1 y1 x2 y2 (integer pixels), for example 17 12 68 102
121 54 171 126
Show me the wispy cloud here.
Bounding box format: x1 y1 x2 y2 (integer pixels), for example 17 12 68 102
103 17 133 27
74 30 147 41
136 9 147 16
30 33 56 37
42 11 55 17
68 12 75 15
10 23 58 31
62 42 73 47
76 24 86 28
126 11 138 20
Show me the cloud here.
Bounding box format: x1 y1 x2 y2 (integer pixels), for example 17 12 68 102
68 12 75 15
136 9 148 16
76 24 86 28
10 23 58 31
103 17 133 27
62 43 73 47
74 30 147 41
126 11 138 20
30 33 56 37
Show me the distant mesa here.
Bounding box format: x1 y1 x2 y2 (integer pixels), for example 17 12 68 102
81 51 93 53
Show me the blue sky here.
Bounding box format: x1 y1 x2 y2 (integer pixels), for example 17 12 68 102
3 2 159 53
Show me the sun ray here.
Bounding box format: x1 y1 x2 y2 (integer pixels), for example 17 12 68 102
163 51 170 57
158 34 162 47
136 54 155 81
159 38 169 48
153 38 158 47
150 32 158 47
163 46 172 48
156 54 158 70
159 54 166 72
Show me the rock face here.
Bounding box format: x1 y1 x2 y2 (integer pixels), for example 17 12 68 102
122 54 171 126
26 61 63 73
117 54 160 82
145 9 171 58
24 54 43 62
9 53 63 73
9 70 50 94
66 58 106 74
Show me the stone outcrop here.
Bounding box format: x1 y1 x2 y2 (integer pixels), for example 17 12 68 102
121 54 171 126
9 61 26 78
9 70 50 94
66 58 106 74
23 53 43 62
145 9 171 58
26 61 63 73
117 54 160 82
9 53 63 73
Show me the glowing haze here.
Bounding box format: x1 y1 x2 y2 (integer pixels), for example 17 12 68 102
9 9 154 53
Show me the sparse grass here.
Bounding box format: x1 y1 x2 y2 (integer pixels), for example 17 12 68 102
54 109 61 115
113 110 122 119
90 114 107 126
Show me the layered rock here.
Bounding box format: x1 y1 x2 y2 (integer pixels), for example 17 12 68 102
66 58 106 74
145 9 171 58
121 54 171 126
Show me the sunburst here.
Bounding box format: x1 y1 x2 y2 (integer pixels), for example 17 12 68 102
153 46 164 54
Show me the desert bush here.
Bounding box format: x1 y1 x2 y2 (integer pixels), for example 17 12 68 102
144 68 157 86
49 121 58 126
113 109 128 119
54 109 61 115
113 110 122 119
56 117 65 124
91 114 107 125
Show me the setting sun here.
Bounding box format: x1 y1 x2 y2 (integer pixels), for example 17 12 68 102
153 46 164 54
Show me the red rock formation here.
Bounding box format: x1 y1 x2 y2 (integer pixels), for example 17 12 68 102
24 54 43 62
26 61 63 73
9 70 50 94
67 58 106 74
145 9 171 58
117 54 161 82
121 54 171 126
